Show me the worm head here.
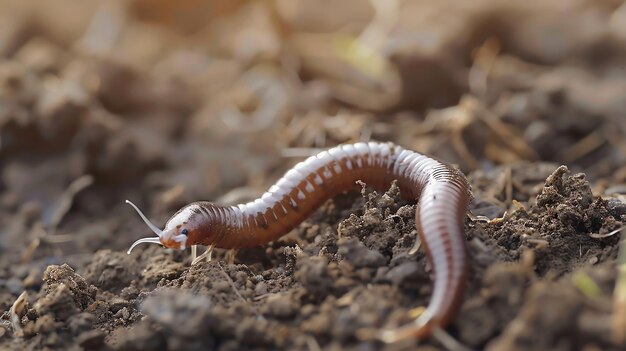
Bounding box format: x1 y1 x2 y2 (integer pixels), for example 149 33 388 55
125 200 193 253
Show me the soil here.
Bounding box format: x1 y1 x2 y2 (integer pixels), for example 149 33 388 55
1 1 626 351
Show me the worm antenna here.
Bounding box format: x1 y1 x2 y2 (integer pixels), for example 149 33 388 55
125 200 163 237
127 237 162 254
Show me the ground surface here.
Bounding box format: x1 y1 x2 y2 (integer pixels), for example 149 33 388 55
1 1 626 350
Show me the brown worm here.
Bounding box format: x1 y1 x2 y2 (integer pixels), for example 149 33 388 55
126 142 471 339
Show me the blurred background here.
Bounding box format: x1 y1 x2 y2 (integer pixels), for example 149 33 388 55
2 0 626 199
1 0 626 349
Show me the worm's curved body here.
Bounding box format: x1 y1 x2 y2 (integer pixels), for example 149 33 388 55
127 142 471 339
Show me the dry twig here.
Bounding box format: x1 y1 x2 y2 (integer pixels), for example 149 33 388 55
9 291 28 337
612 228 626 344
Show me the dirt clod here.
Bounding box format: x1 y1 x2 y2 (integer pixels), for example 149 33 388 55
42 264 96 312
338 238 387 269
141 289 217 338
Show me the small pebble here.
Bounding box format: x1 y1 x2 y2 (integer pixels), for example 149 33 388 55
255 282 268 295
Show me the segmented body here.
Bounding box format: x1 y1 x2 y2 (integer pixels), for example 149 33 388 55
178 141 471 336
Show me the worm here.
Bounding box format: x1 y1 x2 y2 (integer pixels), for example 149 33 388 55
126 141 471 340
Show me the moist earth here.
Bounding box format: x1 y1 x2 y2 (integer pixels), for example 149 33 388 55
1 168 625 350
